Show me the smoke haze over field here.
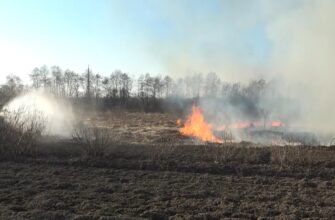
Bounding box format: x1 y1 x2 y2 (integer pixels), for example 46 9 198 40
3 91 74 136
265 0 335 133
159 0 335 134
0 0 334 134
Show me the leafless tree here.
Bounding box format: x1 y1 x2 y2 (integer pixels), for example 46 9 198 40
204 72 221 97
40 65 50 89
30 67 42 89
0 75 24 105
50 65 63 96
163 75 173 97
119 72 132 103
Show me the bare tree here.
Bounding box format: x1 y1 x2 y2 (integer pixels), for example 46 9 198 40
30 67 41 89
190 73 203 98
93 73 102 99
0 75 23 104
72 73 82 98
119 72 132 104
244 79 266 103
172 78 185 97
40 65 50 89
152 76 163 99
30 65 50 89
6 75 23 94
163 75 173 97
137 74 145 98
101 77 110 98
85 66 92 99
50 65 63 95
204 72 221 97
110 70 123 98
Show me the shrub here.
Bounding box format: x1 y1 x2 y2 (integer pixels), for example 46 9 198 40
0 109 45 158
270 146 312 168
73 122 117 158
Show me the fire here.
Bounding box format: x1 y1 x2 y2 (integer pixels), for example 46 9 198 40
271 120 285 127
230 122 251 129
178 105 221 143
177 105 286 143
216 122 253 131
216 125 226 131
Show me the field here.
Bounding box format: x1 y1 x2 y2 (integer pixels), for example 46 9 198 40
78 111 186 145
2 111 335 219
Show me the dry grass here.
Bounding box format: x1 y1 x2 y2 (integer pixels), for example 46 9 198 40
270 146 332 169
2 111 335 219
73 122 120 158
76 110 182 145
2 110 335 176
0 109 45 158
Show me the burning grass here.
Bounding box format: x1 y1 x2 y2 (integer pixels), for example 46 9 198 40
0 107 329 217
177 104 293 145
1 109 335 219
178 105 222 143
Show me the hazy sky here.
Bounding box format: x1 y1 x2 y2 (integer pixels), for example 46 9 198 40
0 0 274 83
1 0 335 133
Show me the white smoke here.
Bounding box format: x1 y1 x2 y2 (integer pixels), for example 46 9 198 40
264 0 335 134
152 0 335 136
2 90 74 136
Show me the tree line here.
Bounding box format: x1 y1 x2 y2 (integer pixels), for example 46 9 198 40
0 65 272 114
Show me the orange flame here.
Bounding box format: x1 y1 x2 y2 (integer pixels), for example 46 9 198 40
216 122 252 131
178 105 221 143
216 125 226 131
230 122 251 129
271 120 285 127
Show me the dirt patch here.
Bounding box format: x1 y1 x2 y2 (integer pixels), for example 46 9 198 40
1 161 335 219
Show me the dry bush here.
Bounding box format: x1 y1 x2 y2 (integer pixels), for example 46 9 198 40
149 144 179 162
0 108 45 158
73 122 118 158
270 146 315 169
210 144 271 165
212 145 238 163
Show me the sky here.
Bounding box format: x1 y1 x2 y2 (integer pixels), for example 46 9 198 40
0 0 273 83
1 0 335 133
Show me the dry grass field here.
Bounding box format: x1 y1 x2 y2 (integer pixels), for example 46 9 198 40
79 111 187 145
1 111 335 219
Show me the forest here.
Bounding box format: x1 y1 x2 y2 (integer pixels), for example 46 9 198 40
0 65 275 119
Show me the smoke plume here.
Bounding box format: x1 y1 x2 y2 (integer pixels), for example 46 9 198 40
2 90 74 136
151 0 335 136
265 0 335 134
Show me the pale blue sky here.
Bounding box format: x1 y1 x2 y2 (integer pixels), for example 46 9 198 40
0 0 275 82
